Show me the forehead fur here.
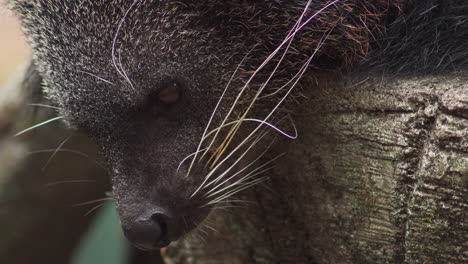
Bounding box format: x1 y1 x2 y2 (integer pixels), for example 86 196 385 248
10 0 416 129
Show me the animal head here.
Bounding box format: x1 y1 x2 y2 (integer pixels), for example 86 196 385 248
10 0 411 249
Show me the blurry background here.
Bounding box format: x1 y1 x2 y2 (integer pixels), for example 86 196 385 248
0 5 132 264
0 5 28 84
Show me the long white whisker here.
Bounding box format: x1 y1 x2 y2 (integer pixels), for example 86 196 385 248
28 103 60 110
292 0 341 39
111 0 139 90
201 24 333 188
207 177 268 206
202 135 276 193
202 129 269 190
42 136 72 171
177 148 207 173
28 148 90 158
84 203 108 216
191 0 338 203
203 223 219 234
14 116 64 137
77 70 114 85
197 224 208 236
211 204 246 210
205 0 327 167
43 180 96 187
206 165 273 200
187 46 257 177
118 48 132 87
72 197 113 207
206 118 298 140
205 17 300 166
212 177 268 203
206 152 283 197
190 127 268 198
28 148 106 170
209 199 255 205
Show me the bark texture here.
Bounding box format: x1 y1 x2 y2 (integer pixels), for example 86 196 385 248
166 74 468 264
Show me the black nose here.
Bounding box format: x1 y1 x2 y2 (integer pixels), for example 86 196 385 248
123 212 172 250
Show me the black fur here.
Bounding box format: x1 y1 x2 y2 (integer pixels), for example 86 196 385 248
361 0 468 75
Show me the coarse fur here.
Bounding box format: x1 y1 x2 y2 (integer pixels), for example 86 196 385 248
7 0 468 249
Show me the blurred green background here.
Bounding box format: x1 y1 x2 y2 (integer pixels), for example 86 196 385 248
0 7 129 264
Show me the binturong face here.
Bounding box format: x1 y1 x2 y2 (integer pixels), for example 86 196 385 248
10 0 298 249
10 0 411 250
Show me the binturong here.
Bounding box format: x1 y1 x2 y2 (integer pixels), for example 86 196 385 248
8 0 468 250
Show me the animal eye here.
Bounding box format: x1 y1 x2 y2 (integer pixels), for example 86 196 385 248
142 79 183 116
158 80 181 104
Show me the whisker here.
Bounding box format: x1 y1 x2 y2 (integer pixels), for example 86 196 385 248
203 23 333 183
202 118 297 141
42 136 73 171
207 177 268 205
29 148 89 158
28 103 60 110
202 134 275 193
177 148 207 173
84 202 107 216
213 205 246 210
43 179 96 187
205 150 282 198
203 0 316 166
14 116 64 137
203 223 219 234
111 0 139 90
196 0 338 176
118 48 132 87
209 199 255 205
27 148 106 170
196 224 208 237
206 165 273 200
192 1 338 206
293 0 341 39
187 46 257 177
192 127 267 198
182 216 189 234
77 70 114 85
206 127 269 186
72 197 113 207
190 127 268 198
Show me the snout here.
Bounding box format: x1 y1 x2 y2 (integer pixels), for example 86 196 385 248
110 152 215 250
122 209 182 250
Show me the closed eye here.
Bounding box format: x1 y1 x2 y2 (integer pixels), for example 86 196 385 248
143 78 183 116
158 80 181 104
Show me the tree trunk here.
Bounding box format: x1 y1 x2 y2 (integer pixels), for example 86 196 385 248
166 74 468 264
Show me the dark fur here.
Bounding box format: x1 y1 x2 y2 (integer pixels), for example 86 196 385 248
8 0 468 248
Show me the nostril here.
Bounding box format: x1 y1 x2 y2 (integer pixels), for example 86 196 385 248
123 212 171 250
151 213 170 248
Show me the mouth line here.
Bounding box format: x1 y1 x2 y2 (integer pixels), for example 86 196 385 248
133 240 170 251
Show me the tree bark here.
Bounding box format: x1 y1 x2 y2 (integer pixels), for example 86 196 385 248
166 74 468 264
